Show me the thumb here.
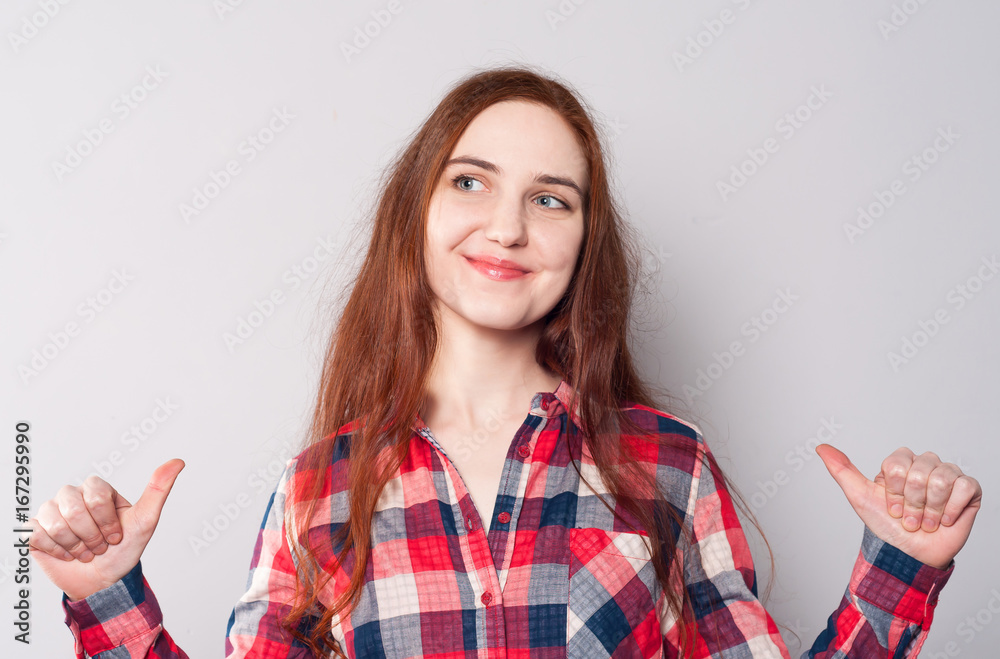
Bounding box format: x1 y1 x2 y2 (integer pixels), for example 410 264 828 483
130 459 185 534
816 444 873 512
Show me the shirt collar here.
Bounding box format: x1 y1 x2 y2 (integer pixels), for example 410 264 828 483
532 378 579 426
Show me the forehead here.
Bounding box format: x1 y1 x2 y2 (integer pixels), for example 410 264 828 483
450 100 588 181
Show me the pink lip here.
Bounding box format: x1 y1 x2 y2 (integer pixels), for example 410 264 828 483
464 254 531 281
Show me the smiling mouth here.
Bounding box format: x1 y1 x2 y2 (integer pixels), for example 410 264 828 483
464 256 530 281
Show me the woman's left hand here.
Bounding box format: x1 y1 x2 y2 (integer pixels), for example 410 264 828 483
816 444 981 570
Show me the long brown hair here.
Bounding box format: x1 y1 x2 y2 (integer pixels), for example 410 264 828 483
281 64 774 657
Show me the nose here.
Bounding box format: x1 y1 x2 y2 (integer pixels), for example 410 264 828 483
482 192 528 247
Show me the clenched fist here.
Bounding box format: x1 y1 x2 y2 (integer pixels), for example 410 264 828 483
25 459 185 601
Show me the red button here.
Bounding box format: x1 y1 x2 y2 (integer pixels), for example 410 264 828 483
517 445 530 458
481 591 492 605
498 511 510 524
540 398 549 410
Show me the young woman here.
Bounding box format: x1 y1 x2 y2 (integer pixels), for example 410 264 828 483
29 66 981 658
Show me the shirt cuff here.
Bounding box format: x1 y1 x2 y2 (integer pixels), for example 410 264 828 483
62 561 164 657
849 525 955 628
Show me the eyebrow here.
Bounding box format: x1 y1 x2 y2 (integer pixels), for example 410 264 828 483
444 156 586 200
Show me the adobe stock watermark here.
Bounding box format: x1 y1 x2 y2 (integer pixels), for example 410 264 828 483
779 618 812 653
545 0 589 32
189 436 299 555
843 126 959 244
7 0 74 55
179 106 294 223
682 288 799 404
223 235 338 353
641 244 673 278
877 0 933 41
748 417 843 513
70 397 180 487
17 268 136 385
716 85 834 202
340 0 405 63
887 255 998 372
926 587 1000 658
0 554 23 587
213 0 248 21
51 65 169 183
603 115 627 141
436 405 520 465
673 0 757 73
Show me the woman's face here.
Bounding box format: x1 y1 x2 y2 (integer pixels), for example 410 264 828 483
424 100 587 335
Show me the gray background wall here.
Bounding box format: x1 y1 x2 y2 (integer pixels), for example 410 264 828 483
2 1 997 657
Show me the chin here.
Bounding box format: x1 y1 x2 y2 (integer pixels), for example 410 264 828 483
469 318 527 332
463 310 536 332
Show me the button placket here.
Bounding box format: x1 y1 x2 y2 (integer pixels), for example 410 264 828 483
419 418 509 645
458 498 505 615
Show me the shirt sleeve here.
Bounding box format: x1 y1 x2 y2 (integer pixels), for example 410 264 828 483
224 457 317 658
803 519 954 657
60 457 318 658
668 434 954 658
61 560 189 659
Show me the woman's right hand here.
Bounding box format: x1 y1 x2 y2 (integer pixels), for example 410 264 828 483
26 459 185 601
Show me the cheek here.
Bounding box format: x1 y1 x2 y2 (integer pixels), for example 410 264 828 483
427 197 477 251
423 204 449 265
540 229 584 272
424 206 468 300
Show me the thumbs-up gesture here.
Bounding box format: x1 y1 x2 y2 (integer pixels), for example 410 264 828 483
816 445 981 570
26 459 185 601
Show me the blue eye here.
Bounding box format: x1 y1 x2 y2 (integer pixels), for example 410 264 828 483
450 174 572 211
452 175 485 192
535 195 569 211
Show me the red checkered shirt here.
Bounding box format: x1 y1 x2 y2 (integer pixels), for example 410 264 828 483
62 379 954 657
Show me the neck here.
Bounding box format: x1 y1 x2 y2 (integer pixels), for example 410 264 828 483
420 307 561 432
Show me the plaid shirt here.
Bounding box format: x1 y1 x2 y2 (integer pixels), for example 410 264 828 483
63 379 954 657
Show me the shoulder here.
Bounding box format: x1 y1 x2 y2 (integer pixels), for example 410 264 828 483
620 401 703 442
278 420 360 505
616 401 708 478
293 423 356 467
